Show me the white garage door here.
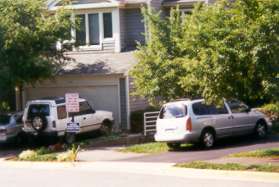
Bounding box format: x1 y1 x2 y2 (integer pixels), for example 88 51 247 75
25 85 120 127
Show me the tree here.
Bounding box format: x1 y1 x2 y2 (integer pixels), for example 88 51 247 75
0 0 73 110
131 0 279 105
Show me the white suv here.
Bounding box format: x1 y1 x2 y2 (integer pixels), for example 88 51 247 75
155 99 272 149
22 97 113 143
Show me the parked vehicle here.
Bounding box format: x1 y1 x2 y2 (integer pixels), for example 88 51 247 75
155 99 272 149
22 97 114 143
0 112 23 144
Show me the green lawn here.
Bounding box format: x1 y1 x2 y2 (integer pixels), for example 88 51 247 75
119 142 192 154
228 147 279 159
119 142 169 154
175 161 279 173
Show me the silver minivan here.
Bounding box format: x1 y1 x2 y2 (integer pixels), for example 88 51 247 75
155 99 272 149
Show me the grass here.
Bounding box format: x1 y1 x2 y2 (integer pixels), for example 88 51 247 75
228 147 279 159
119 142 192 154
120 142 169 154
175 161 279 173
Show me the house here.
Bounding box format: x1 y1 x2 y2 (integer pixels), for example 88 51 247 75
18 0 215 131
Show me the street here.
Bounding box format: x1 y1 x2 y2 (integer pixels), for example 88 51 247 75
0 161 278 187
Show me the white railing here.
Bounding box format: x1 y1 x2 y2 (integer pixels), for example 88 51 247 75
143 111 160 136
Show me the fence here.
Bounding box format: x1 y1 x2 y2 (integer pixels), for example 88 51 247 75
143 111 160 136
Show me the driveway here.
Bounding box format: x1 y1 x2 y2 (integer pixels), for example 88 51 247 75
120 135 279 163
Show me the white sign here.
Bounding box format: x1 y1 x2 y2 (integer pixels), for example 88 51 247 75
65 93 80 113
66 122 80 133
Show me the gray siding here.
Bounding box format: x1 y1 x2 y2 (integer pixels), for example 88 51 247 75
120 8 145 51
120 78 128 129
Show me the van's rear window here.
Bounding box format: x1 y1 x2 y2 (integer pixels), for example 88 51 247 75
159 104 187 119
28 104 50 119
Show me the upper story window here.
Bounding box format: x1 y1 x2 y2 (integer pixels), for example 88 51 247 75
74 12 113 47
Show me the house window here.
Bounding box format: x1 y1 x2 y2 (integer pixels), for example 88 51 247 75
75 14 86 46
75 12 113 47
88 13 100 45
103 13 112 38
180 9 192 16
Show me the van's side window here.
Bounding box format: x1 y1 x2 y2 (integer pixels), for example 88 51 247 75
192 102 228 115
57 105 67 119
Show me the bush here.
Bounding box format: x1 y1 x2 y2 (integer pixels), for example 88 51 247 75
130 107 160 133
18 150 38 160
259 103 279 122
56 145 79 162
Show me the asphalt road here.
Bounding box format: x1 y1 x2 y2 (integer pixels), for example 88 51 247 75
0 162 278 187
121 135 279 163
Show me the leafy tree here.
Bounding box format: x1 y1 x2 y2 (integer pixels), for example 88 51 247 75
0 0 73 109
131 0 279 105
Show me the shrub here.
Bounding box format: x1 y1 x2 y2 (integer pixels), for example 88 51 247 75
130 107 160 133
259 103 279 122
56 145 79 162
18 150 38 160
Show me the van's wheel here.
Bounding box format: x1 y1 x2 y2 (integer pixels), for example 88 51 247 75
167 143 181 151
100 120 113 136
200 129 215 149
255 121 267 139
65 133 76 145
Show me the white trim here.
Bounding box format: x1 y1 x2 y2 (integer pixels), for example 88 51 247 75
99 12 104 43
85 14 90 45
49 2 120 11
113 8 121 52
72 10 119 51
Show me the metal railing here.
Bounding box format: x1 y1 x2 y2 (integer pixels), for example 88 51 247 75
143 111 160 136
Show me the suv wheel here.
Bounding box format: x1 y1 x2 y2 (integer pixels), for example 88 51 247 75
65 133 76 145
167 143 181 151
200 130 215 149
255 122 267 139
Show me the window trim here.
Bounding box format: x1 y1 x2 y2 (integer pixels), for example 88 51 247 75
73 11 114 50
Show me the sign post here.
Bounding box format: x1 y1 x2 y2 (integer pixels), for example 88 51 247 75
65 93 80 133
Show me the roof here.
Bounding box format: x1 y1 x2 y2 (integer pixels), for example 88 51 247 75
56 0 111 6
58 51 137 76
162 0 205 6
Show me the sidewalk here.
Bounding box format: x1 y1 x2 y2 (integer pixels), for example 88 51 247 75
0 160 278 183
77 146 146 162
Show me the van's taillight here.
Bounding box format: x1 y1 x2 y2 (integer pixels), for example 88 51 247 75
52 121 56 128
186 117 192 132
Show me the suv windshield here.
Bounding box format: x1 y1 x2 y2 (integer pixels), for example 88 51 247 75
0 115 10 125
28 104 50 119
159 104 187 119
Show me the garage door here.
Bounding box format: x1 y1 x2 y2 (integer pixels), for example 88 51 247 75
25 85 120 127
